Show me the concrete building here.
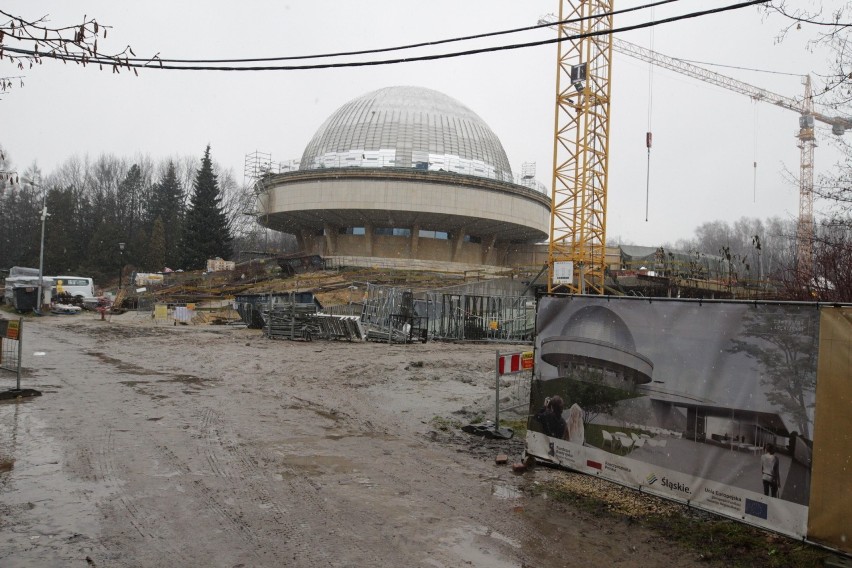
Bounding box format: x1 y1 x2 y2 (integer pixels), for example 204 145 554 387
256 86 551 271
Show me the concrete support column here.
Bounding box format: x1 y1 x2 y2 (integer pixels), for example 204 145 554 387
323 223 339 255
364 223 374 257
298 229 317 254
481 234 497 265
410 224 420 258
451 227 466 262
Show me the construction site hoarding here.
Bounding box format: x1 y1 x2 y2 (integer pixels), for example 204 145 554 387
525 295 851 554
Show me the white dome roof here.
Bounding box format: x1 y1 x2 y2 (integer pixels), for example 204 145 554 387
300 86 514 182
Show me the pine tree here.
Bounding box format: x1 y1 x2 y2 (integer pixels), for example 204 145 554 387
181 146 233 269
148 161 184 269
147 217 166 271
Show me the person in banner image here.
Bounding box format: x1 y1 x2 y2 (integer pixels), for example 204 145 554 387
566 403 585 446
761 443 781 497
535 395 568 440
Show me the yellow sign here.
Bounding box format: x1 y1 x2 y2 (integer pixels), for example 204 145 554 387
5 320 20 340
521 350 534 370
154 304 168 320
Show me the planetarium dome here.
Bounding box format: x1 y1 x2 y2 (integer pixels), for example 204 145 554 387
300 86 514 182
540 305 653 387
560 306 637 352
256 85 551 269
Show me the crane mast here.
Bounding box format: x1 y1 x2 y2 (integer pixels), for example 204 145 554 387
547 0 614 294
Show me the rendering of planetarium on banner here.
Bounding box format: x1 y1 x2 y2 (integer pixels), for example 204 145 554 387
254 86 551 271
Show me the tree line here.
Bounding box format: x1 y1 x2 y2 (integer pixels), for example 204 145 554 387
0 145 848 301
0 145 294 285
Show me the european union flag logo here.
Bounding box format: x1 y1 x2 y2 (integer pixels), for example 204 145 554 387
745 498 768 520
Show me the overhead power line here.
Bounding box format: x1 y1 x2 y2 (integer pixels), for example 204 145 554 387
105 0 685 65
1 0 769 71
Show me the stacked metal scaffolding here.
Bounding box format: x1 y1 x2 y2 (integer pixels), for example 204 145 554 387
359 283 535 342
360 284 427 343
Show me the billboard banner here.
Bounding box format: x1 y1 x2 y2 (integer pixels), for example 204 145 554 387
527 296 824 541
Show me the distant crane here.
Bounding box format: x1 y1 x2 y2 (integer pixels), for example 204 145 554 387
543 7 852 293
602 32 852 283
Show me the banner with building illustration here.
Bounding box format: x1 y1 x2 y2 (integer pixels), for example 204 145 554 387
526 296 851 553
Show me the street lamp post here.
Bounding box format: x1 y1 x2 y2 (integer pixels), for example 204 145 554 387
118 242 125 292
36 180 48 314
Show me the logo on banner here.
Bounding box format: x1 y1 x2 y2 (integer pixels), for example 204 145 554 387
587 460 603 471
605 462 632 474
646 473 658 485
744 499 769 520
661 477 691 495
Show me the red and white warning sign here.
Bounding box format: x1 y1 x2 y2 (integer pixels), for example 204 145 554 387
498 351 534 375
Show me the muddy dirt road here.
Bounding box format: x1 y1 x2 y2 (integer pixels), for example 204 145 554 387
0 313 721 567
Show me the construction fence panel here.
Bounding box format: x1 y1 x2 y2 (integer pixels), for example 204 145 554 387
421 292 536 341
0 318 23 391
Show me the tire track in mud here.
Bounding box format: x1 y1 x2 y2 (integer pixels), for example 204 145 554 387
195 404 336 565
152 442 266 564
78 344 271 563
93 428 198 567
290 387 546 566
43 341 224 566
95 428 148 539
195 399 392 566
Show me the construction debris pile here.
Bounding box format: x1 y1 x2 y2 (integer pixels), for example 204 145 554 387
110 256 542 344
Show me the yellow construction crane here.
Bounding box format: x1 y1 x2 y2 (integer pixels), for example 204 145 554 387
545 5 852 293
547 0 614 294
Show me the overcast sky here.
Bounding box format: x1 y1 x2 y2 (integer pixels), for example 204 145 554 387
1 1 847 245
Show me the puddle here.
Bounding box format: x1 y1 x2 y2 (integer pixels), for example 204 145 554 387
160 374 211 386
89 351 161 375
0 402 112 541
312 408 342 422
491 483 522 500
323 429 397 442
280 454 358 477
429 525 521 568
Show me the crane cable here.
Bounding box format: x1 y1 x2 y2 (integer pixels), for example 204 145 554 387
645 9 655 223
753 101 759 203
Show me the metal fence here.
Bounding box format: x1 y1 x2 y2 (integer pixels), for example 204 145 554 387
0 318 23 391
422 292 536 341
356 283 536 342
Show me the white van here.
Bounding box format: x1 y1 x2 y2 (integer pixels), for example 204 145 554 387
53 276 96 302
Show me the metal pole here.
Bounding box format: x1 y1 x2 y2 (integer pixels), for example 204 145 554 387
37 196 47 313
15 318 22 391
495 350 500 428
267 292 272 339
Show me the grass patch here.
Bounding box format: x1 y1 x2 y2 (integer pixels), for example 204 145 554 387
531 473 839 568
429 415 462 431
499 418 527 438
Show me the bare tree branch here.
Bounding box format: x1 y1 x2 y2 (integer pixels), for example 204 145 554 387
0 9 138 90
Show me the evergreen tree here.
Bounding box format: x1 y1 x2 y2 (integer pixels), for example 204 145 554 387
181 146 233 269
148 161 184 268
117 164 146 259
44 187 80 274
147 217 166 271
